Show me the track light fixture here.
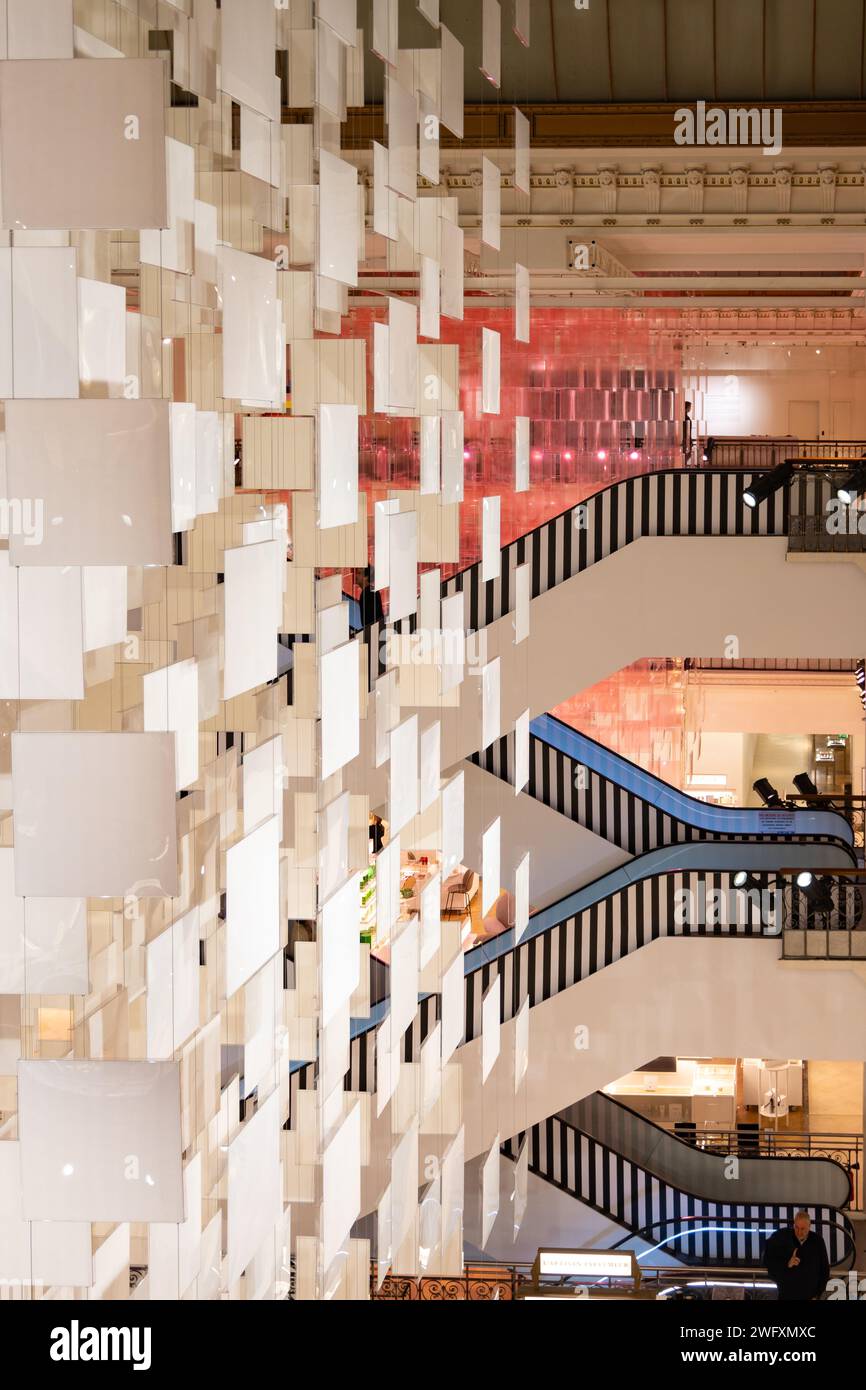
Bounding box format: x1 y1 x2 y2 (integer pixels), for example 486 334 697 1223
733 871 764 893
753 777 786 809
836 461 866 506
742 461 796 509
793 772 835 810
795 871 835 914
702 437 716 464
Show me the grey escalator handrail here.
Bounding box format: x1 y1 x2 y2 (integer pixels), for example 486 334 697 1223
565 1091 853 1209
529 711 855 846
606 1214 857 1270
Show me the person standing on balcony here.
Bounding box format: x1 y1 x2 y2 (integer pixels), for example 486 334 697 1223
763 1211 830 1301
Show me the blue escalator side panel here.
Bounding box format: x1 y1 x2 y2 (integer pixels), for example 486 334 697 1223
530 712 854 846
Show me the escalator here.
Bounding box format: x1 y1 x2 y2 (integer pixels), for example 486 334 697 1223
471 710 856 858
501 1093 856 1268
292 842 859 1139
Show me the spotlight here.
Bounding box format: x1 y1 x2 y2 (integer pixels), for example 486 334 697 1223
733 871 763 893
793 772 835 810
597 449 607 461
742 461 796 509
563 450 574 462
795 871 834 914
629 449 640 461
753 777 786 809
702 437 716 464
836 461 866 506
463 448 471 462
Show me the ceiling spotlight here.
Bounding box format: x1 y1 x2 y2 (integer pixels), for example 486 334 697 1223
733 871 763 893
597 449 607 461
463 448 471 462
753 777 786 809
629 449 640 461
563 450 574 462
836 461 866 506
743 461 796 509
793 771 834 810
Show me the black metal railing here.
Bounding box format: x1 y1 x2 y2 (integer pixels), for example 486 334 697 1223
711 438 866 470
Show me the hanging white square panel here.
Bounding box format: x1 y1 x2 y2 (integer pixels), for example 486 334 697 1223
389 715 419 835
319 791 349 904
420 255 440 339
317 403 359 530
419 720 440 813
223 541 281 700
373 321 391 414
0 849 87 995
18 1059 183 1222
321 639 360 779
0 58 167 229
219 246 283 407
318 0 358 47
514 562 530 644
420 872 440 969
420 414 440 494
323 1101 362 1272
417 0 439 23
372 0 398 65
388 296 418 412
318 149 359 288
374 496 399 588
439 25 463 139
441 410 464 503
515 262 530 343
316 18 345 117
143 658 199 792
514 0 530 46
515 709 530 795
219 0 279 120
195 410 221 515
8 246 79 399
390 914 419 1040
439 591 464 693
11 731 177 897
482 328 500 414
226 816 280 998
481 156 501 251
145 908 200 1058
78 277 125 396
439 216 463 321
320 871 361 1028
388 509 417 623
514 995 530 1091
481 817 500 917
514 107 530 193
139 136 194 275
376 836 400 945
481 657 501 751
243 736 283 838
170 401 196 533
440 950 464 1066
418 567 441 634
372 142 398 240
515 416 530 493
515 852 530 942
481 982 500 1082
481 0 501 87
5 398 172 566
375 667 400 770
386 76 417 202
441 771 464 878
3 0 73 59
226 1089 282 1288
480 1136 500 1246
481 495 500 582
419 92 439 184
81 565 126 653
0 559 84 700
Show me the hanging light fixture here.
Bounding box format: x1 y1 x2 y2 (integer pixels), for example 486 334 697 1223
742 460 796 509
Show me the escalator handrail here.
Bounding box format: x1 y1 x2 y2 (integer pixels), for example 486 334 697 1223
529 711 856 848
606 1214 857 1269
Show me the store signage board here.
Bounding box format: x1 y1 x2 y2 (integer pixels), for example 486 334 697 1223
532 1248 638 1282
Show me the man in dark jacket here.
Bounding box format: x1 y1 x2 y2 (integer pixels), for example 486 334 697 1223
764 1211 830 1301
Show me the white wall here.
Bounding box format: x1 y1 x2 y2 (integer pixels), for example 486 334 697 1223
458 937 866 1163
686 345 866 440
457 759 631 910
